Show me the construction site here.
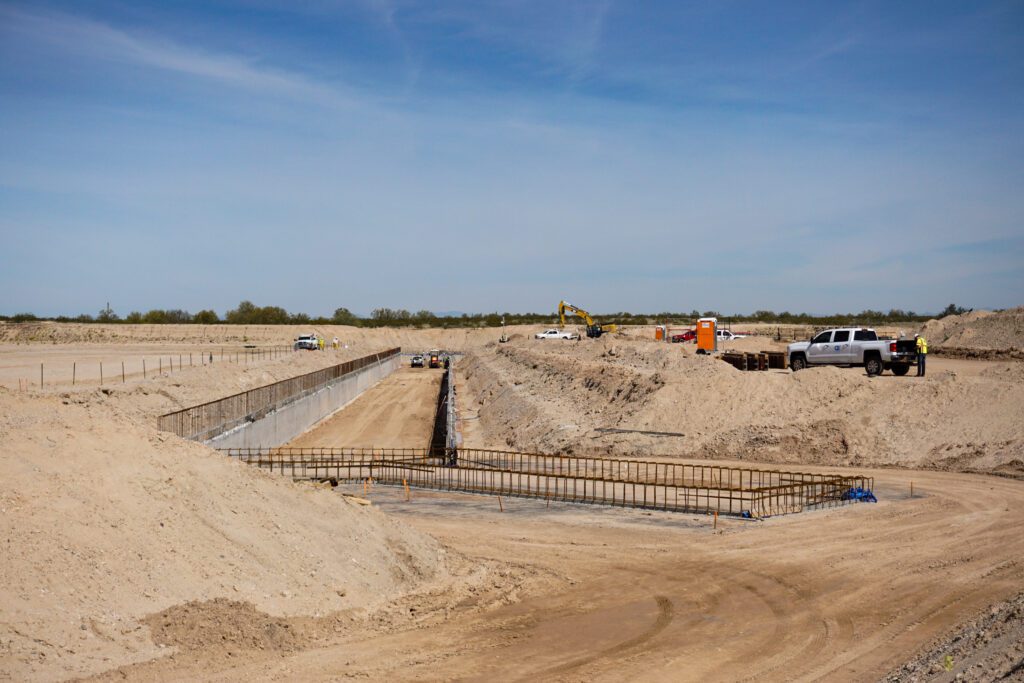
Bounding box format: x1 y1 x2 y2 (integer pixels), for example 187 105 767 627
2 307 1024 681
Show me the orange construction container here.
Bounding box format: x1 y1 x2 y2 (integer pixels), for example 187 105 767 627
655 326 665 340
696 317 717 353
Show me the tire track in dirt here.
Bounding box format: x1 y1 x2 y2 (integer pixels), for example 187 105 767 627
521 595 675 680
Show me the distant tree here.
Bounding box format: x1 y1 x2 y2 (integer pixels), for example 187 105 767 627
257 306 290 325
11 312 38 322
940 303 970 317
371 308 412 323
290 312 311 324
74 313 94 322
332 307 359 325
142 309 167 324
97 303 119 322
225 300 258 324
164 309 192 323
124 311 143 323
193 309 219 324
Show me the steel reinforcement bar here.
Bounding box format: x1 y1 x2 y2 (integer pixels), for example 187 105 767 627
158 348 401 441
219 447 873 518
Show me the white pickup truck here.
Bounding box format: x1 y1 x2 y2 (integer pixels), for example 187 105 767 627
293 333 319 350
788 328 918 376
535 329 579 340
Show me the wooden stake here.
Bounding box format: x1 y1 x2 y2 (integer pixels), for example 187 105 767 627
498 496 504 512
100 362 103 385
122 361 125 383
72 362 76 385
40 363 43 388
714 510 718 529
910 481 914 498
403 478 410 501
143 359 146 378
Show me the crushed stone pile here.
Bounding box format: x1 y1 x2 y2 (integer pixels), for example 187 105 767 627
884 591 1024 682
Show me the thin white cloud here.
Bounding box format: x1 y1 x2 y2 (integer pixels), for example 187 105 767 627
0 5 358 108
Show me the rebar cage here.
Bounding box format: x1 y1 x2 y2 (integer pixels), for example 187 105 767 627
219 447 874 519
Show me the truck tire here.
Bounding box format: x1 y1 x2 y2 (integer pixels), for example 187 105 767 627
865 355 883 376
790 354 806 371
891 364 910 376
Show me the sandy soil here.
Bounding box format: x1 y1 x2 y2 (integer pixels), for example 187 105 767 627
0 343 490 682
1 321 1022 682
919 307 1024 352
0 343 294 389
461 337 1024 476
85 467 1024 682
287 366 443 450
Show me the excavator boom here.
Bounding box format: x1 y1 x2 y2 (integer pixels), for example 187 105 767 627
558 300 613 338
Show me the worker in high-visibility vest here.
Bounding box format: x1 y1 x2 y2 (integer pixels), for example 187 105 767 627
915 334 928 377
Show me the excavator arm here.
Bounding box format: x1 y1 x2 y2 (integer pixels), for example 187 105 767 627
558 300 615 337
558 300 595 328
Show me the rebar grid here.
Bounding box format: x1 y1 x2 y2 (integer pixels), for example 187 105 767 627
219 447 873 518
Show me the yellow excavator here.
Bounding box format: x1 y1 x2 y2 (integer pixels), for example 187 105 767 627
558 300 618 338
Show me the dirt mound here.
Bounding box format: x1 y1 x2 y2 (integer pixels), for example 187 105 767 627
0 386 457 682
462 338 1024 472
145 599 307 654
919 307 1024 351
461 341 669 453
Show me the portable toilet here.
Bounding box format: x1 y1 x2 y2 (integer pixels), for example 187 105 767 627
654 325 666 341
696 317 717 354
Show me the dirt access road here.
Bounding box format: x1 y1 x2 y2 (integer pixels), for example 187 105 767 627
287 366 443 450
101 466 1024 682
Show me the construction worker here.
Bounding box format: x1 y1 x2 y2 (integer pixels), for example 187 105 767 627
915 333 928 377
318 336 325 351
332 336 339 349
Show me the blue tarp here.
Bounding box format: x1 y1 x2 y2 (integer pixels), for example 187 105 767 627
841 487 878 503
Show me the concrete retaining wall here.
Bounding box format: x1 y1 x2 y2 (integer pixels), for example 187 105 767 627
208 355 400 449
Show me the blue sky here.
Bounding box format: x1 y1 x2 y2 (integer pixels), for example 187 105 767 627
1 0 1022 317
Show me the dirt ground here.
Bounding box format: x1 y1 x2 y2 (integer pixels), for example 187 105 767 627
86 467 1024 682
460 337 1024 476
287 366 443 450
1 319 1023 682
